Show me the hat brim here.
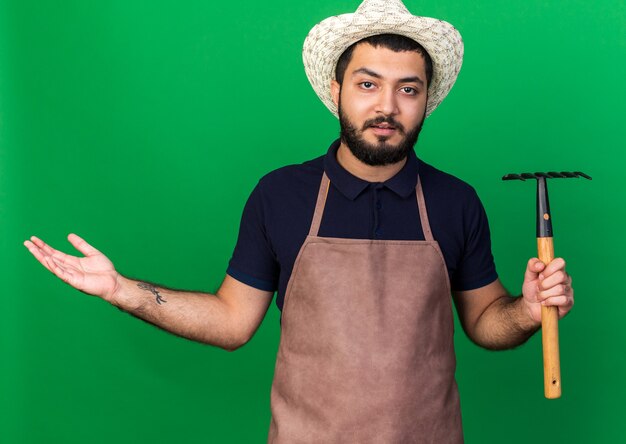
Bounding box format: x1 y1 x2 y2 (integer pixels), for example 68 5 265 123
303 12 464 118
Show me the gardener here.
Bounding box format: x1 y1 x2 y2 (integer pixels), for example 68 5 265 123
25 0 574 442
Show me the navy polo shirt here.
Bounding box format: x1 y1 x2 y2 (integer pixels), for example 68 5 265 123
227 140 498 311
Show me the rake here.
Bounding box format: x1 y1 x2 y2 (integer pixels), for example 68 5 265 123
502 171 592 398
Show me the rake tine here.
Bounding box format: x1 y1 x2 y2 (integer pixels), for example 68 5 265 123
560 172 578 178
547 172 565 178
502 174 525 181
521 173 537 179
574 171 593 180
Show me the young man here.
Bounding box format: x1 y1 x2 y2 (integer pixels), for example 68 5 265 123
25 0 573 442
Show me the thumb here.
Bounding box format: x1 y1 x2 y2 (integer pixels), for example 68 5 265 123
67 233 101 257
524 258 546 283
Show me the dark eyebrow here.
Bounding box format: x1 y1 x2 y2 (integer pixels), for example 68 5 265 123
352 67 424 86
352 67 382 79
398 76 425 86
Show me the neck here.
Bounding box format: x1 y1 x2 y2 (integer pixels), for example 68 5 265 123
336 142 407 182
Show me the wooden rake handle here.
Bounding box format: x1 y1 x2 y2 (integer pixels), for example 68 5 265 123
537 237 561 399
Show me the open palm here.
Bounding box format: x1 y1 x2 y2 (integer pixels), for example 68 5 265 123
24 233 119 301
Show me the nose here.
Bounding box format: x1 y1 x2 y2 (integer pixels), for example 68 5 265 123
375 88 399 116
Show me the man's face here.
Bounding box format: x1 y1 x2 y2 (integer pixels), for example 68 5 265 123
331 43 429 166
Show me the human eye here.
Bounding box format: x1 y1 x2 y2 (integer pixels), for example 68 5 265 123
400 86 418 95
359 81 375 90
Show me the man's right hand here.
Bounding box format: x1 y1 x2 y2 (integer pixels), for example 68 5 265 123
24 233 121 303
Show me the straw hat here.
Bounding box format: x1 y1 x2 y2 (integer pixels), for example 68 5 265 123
302 0 464 118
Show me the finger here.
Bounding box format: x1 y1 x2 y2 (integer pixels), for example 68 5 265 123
25 240 83 288
524 258 545 282
30 236 57 256
24 240 40 256
68 233 101 257
42 251 66 280
558 297 575 318
31 235 82 268
541 258 566 278
538 283 572 301
539 270 570 290
24 240 55 273
542 295 574 309
49 256 80 287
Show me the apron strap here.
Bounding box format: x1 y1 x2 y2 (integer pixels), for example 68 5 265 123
416 175 434 242
309 172 330 236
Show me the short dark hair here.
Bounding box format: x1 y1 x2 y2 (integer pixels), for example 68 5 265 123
334 34 433 87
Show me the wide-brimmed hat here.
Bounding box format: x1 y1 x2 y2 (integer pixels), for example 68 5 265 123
303 0 464 118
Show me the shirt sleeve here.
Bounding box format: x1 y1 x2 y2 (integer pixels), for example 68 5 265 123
226 182 279 292
451 191 498 292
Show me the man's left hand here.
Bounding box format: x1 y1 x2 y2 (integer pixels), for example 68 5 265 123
521 257 574 324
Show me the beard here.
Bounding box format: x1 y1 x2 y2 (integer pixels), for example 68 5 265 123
338 104 425 166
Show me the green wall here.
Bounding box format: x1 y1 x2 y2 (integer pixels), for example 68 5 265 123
2 0 624 442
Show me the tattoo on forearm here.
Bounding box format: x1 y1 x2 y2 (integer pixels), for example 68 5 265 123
137 282 167 305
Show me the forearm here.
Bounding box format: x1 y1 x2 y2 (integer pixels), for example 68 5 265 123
455 260 574 351
473 295 541 350
110 275 242 350
24 235 269 349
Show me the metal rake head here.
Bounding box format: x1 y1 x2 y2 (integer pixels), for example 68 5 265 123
502 170 591 238
502 171 592 181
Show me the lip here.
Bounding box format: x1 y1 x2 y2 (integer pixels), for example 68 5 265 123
369 125 397 136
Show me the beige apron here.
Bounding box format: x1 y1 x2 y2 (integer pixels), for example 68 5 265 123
268 172 463 443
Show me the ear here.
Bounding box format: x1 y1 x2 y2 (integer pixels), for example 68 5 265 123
330 80 340 108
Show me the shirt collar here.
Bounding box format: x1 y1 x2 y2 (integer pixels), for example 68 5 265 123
323 139 419 200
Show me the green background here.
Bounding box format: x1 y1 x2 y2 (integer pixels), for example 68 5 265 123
1 0 624 442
